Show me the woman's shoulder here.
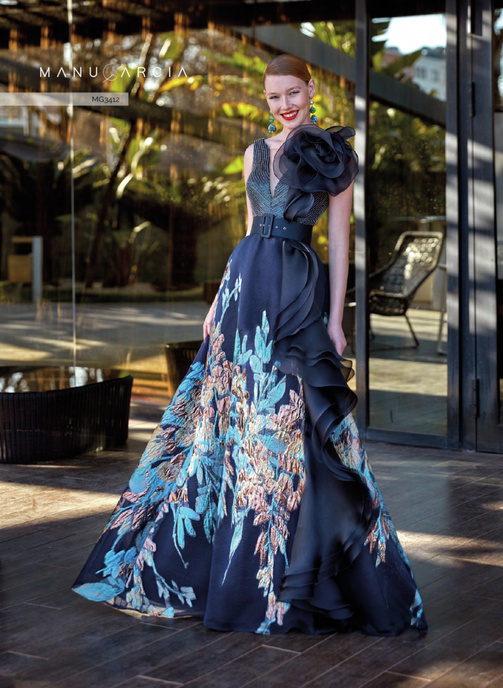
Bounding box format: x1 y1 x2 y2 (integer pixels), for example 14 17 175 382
246 138 266 153
243 143 254 172
244 141 261 180
244 138 267 169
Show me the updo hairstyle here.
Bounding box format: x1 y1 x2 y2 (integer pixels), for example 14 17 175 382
263 54 312 86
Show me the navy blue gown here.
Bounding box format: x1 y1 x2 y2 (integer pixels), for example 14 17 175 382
73 125 427 636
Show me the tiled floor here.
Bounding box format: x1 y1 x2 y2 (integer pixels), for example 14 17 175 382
1 417 503 688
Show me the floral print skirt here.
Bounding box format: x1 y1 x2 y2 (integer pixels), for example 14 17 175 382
73 234 427 636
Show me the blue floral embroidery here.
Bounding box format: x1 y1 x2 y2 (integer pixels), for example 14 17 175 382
331 414 425 627
77 271 306 631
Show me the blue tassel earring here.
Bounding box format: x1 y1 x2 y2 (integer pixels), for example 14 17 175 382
268 112 277 134
310 100 318 124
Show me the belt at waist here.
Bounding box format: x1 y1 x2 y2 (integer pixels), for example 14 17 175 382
250 214 313 244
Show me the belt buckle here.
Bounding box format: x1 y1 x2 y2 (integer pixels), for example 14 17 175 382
260 214 273 238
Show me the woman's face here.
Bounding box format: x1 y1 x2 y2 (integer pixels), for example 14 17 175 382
263 74 315 135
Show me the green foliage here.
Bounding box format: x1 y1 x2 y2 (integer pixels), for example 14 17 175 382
107 65 138 94
369 18 392 61
205 51 268 79
368 104 446 269
159 35 185 60
219 101 268 130
374 49 423 79
300 21 357 56
222 156 244 175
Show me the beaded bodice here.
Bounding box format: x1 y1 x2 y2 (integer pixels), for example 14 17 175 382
246 138 329 227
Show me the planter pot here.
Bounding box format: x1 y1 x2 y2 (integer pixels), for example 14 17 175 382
0 366 133 464
165 341 202 398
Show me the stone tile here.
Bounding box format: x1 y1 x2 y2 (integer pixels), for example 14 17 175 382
388 641 478 681
360 672 430 688
0 651 49 677
145 631 269 683
4 604 148 659
0 678 53 688
243 633 381 688
112 678 183 687
52 623 223 688
15 622 174 683
298 635 428 688
427 642 503 687
263 631 331 653
181 644 296 688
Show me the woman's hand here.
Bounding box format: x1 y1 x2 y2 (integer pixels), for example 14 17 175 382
327 319 347 356
203 300 216 339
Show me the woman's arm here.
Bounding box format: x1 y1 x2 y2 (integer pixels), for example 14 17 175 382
203 144 254 338
326 182 354 355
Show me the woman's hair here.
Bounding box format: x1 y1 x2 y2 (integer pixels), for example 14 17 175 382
263 54 312 86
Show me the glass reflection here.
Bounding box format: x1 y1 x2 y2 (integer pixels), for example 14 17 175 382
0 365 124 392
494 9 503 420
1 27 76 381
495 9 503 110
368 15 447 435
0 10 356 414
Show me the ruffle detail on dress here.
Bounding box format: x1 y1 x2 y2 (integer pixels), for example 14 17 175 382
273 239 356 442
268 238 399 631
269 239 376 605
273 124 359 221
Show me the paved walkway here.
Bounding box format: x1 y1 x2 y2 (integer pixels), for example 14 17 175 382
0 301 209 369
1 422 502 687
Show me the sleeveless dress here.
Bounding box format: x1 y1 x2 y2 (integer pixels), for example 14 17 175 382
73 125 427 636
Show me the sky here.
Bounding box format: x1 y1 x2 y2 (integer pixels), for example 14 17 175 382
380 14 446 52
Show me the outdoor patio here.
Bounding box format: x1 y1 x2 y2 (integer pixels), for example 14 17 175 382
1 418 502 687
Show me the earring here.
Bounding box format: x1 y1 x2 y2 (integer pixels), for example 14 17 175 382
268 112 277 134
310 100 318 124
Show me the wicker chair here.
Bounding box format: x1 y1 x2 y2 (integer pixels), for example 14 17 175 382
368 230 445 347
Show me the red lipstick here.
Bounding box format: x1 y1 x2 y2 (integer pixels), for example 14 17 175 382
281 110 298 121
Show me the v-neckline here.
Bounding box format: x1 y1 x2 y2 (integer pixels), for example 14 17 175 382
262 138 283 199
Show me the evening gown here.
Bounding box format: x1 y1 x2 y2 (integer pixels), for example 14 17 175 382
73 125 427 636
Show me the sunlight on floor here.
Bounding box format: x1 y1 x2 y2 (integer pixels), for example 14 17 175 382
399 530 503 567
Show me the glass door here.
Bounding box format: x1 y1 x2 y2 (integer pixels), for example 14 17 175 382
495 106 503 439
365 12 448 442
457 0 503 452
470 0 503 451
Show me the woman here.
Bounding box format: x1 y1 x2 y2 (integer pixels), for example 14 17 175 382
73 54 427 636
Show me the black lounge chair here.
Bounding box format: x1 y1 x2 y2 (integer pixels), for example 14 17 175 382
368 230 445 347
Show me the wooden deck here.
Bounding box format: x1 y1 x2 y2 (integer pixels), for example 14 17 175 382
1 415 502 687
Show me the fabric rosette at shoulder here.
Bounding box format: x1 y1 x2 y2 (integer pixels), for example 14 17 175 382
272 124 359 221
